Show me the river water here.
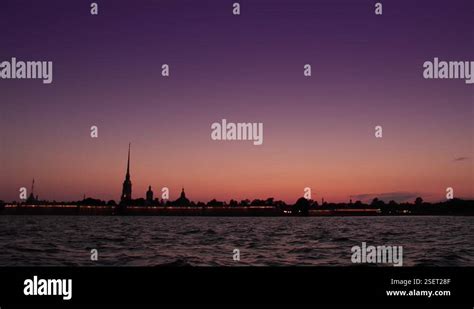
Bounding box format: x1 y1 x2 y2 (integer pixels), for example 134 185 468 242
0 215 472 266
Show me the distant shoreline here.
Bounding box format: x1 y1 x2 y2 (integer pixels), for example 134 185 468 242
1 204 472 217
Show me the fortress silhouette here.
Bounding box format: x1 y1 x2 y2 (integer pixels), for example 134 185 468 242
0 145 472 216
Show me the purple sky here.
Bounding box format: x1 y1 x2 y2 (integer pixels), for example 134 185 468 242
0 0 472 203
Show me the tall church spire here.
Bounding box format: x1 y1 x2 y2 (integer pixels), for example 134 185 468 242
121 143 132 203
26 178 37 204
126 143 131 179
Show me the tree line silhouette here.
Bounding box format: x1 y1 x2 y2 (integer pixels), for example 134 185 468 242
1 196 472 216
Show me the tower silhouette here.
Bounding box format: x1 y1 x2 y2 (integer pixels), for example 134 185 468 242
174 187 190 206
120 143 132 203
146 185 154 205
26 178 37 204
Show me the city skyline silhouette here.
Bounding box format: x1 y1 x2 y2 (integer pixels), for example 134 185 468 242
1 141 472 206
2 144 472 216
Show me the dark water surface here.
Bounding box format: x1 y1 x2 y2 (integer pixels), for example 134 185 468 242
0 216 472 266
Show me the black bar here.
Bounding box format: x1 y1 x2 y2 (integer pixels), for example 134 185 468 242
0 267 471 306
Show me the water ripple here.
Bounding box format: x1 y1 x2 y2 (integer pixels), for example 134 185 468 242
0 216 472 266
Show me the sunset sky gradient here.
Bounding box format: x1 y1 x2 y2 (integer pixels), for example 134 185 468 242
0 0 472 203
